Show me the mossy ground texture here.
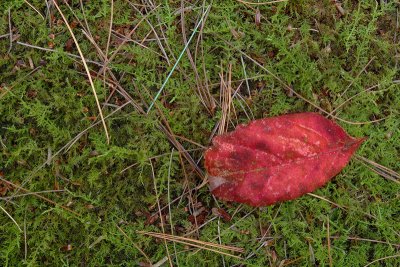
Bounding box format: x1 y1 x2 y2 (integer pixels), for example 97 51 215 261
0 0 399 266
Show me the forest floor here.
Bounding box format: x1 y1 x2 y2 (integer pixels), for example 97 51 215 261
0 0 399 266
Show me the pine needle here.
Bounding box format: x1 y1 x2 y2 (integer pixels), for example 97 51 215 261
0 205 22 232
137 231 244 259
147 5 211 113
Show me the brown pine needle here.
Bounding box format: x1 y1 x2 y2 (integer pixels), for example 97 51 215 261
142 237 242 259
138 231 244 252
137 231 244 259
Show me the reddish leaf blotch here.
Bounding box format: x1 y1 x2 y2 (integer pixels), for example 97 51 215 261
205 112 365 207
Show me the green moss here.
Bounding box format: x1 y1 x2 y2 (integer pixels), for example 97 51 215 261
0 0 399 266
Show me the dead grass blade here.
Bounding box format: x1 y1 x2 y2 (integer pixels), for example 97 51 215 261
148 98 205 180
23 0 45 19
127 2 171 65
166 149 180 265
53 0 110 143
217 219 226 266
240 55 252 97
23 210 27 260
0 176 80 217
243 205 281 261
0 66 42 100
0 205 22 232
110 30 165 58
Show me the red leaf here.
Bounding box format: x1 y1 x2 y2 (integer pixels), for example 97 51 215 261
205 112 365 207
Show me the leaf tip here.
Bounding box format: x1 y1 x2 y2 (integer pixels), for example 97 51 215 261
344 136 367 152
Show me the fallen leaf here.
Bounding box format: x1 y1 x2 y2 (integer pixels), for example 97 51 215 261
205 112 365 207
